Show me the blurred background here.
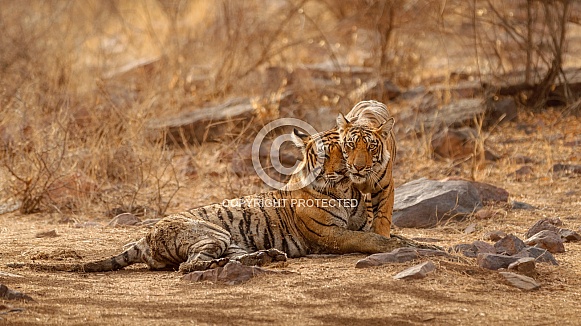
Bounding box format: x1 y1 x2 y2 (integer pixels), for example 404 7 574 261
1 0 579 218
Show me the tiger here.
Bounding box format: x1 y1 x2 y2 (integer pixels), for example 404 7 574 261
12 128 432 274
336 100 397 238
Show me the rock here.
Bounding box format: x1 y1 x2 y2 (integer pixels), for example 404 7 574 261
230 139 300 180
0 271 23 278
181 261 284 285
559 229 581 242
511 165 534 179
494 234 526 255
440 178 509 204
551 163 581 175
107 213 142 228
450 241 495 258
148 97 258 145
524 230 565 253
477 253 520 270
464 223 477 234
514 155 535 164
511 201 536 210
486 97 518 126
431 127 479 160
473 209 495 220
469 182 509 204
0 284 34 301
393 261 437 280
355 247 450 268
499 272 540 290
525 218 563 238
508 257 537 277
513 247 558 265
393 178 482 228
35 230 58 238
73 221 102 228
484 230 507 242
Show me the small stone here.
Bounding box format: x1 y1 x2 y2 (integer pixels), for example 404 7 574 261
477 253 520 270
499 272 540 290
485 230 507 242
464 223 477 234
494 234 526 255
524 230 565 253
514 155 535 164
512 165 534 178
474 209 495 220
393 261 437 280
508 257 537 277
513 247 558 265
73 221 102 228
511 201 536 210
107 213 142 228
559 229 581 242
355 248 450 268
181 261 284 285
450 244 477 257
551 163 581 175
35 230 58 238
525 218 562 238
450 241 495 258
0 284 34 301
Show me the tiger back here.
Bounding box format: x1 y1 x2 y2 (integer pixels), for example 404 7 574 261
336 100 397 238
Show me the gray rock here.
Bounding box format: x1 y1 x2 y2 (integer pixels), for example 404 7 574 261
107 213 142 228
477 253 520 270
355 247 450 268
450 241 495 258
0 284 34 301
524 230 565 253
35 230 59 238
393 261 437 280
499 272 540 290
513 247 558 265
494 234 526 255
551 163 581 175
559 229 581 242
508 257 537 277
181 261 287 285
393 178 482 228
524 218 563 238
511 201 536 210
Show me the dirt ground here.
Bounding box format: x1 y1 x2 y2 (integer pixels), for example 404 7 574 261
1 111 581 326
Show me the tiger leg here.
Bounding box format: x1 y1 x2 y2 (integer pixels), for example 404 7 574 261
177 232 231 273
370 182 394 238
230 247 287 267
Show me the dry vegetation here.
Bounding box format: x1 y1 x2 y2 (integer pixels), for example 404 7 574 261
1 0 581 325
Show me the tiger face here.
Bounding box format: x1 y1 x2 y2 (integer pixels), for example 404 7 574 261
336 114 394 185
290 128 347 189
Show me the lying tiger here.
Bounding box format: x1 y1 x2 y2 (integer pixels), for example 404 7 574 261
337 100 397 238
53 128 433 273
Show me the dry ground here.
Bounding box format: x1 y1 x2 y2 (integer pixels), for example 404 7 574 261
1 111 580 326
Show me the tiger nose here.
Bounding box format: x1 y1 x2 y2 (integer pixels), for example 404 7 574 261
353 163 365 172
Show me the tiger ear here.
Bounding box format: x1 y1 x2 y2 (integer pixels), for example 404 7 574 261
336 113 350 134
376 117 395 139
291 128 309 148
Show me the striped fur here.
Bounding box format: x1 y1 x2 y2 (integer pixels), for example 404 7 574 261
78 129 425 274
336 100 397 238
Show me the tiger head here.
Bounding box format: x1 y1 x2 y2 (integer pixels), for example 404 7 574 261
335 113 395 185
289 128 347 190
